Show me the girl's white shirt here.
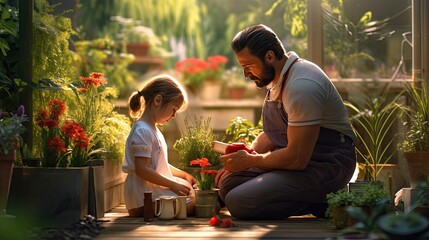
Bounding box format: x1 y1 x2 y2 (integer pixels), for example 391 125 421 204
122 120 191 209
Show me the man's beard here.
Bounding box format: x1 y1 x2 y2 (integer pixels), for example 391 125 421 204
252 61 276 88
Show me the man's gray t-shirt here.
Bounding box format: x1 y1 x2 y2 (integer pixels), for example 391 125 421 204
279 52 355 140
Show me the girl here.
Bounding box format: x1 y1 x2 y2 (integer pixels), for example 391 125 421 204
122 74 196 217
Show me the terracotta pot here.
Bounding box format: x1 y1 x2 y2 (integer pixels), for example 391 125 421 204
404 151 429 188
0 150 15 215
126 42 150 57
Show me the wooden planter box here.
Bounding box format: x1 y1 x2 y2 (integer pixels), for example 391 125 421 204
103 160 126 212
8 167 89 228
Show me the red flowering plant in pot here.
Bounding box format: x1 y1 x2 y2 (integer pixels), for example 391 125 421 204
35 99 92 167
35 72 122 167
175 55 228 91
189 157 218 191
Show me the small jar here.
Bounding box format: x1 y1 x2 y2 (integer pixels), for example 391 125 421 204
143 191 154 222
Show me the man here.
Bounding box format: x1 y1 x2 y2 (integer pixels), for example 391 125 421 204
217 24 356 220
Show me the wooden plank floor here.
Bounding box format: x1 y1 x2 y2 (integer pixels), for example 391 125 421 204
97 204 338 239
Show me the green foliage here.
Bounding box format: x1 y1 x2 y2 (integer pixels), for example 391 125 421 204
0 0 20 112
67 73 131 165
326 183 390 219
323 5 394 78
73 37 136 98
0 105 27 153
97 112 131 165
345 84 404 181
378 211 429 238
342 198 391 237
353 183 390 207
33 0 79 84
224 116 262 146
398 83 429 153
173 116 221 168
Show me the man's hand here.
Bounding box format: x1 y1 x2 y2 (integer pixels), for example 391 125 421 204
220 150 256 172
214 168 230 188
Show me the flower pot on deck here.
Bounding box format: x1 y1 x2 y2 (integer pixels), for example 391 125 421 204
195 189 219 218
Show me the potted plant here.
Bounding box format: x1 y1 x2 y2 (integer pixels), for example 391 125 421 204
345 83 405 196
110 16 172 58
222 66 248 99
0 105 27 218
345 83 404 178
189 157 219 218
8 73 131 226
224 116 263 146
73 37 136 98
339 198 391 239
175 55 228 100
173 116 221 170
398 82 429 188
326 183 391 230
326 188 357 229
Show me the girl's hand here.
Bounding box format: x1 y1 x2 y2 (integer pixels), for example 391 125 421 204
183 172 198 187
171 182 192 196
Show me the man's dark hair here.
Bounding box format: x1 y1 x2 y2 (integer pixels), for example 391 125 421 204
231 24 285 61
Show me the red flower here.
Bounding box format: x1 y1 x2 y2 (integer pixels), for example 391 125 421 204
80 72 108 88
203 169 218 175
219 218 233 228
208 216 220 226
208 209 236 228
48 99 66 117
35 109 59 129
47 137 66 153
61 120 89 149
190 157 212 168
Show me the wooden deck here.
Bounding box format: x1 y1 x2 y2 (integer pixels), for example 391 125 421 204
97 204 338 239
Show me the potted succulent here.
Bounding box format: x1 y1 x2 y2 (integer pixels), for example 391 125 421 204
0 105 27 218
398 83 429 188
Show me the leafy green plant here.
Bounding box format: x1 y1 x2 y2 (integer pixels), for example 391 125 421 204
0 105 27 154
73 37 136 98
326 183 390 219
345 84 404 181
33 0 79 84
341 198 391 238
323 2 401 78
398 83 429 153
224 116 263 146
173 116 221 169
326 189 357 219
378 211 429 240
